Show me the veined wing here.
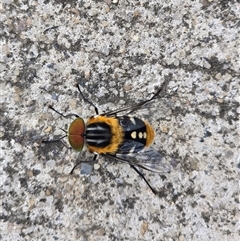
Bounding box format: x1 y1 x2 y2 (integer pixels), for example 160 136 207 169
109 147 172 173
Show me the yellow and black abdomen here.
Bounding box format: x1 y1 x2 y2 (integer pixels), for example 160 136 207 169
117 116 154 154
86 115 154 155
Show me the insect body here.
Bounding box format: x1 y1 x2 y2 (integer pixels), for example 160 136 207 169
46 84 171 194
70 116 153 156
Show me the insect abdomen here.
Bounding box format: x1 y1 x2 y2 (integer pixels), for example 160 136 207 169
119 116 154 147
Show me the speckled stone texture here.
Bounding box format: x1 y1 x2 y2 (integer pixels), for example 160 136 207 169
1 0 239 240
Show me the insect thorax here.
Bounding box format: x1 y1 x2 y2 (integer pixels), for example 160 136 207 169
86 122 112 147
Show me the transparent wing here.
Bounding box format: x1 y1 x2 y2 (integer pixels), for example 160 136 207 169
111 147 172 173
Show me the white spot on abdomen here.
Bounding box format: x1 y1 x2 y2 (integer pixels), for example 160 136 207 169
131 131 137 139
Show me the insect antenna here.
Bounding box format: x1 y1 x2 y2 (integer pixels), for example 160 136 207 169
76 84 99 115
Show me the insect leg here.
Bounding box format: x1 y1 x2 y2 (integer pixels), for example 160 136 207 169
44 107 77 147
70 154 97 174
43 25 59 34
42 134 71 149
130 165 157 195
48 105 80 118
76 84 99 115
106 154 157 193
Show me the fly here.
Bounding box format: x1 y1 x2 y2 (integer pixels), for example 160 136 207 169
43 83 172 194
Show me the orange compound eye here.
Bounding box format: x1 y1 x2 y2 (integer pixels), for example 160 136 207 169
68 118 85 151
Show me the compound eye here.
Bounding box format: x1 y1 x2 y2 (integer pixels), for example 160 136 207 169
68 118 85 151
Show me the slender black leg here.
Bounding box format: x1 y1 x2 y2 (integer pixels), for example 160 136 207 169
43 107 77 147
105 154 157 194
42 135 66 143
70 154 97 174
43 25 59 34
42 135 71 149
48 105 79 118
76 84 99 115
130 165 157 195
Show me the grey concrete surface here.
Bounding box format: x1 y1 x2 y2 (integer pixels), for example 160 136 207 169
1 1 239 240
